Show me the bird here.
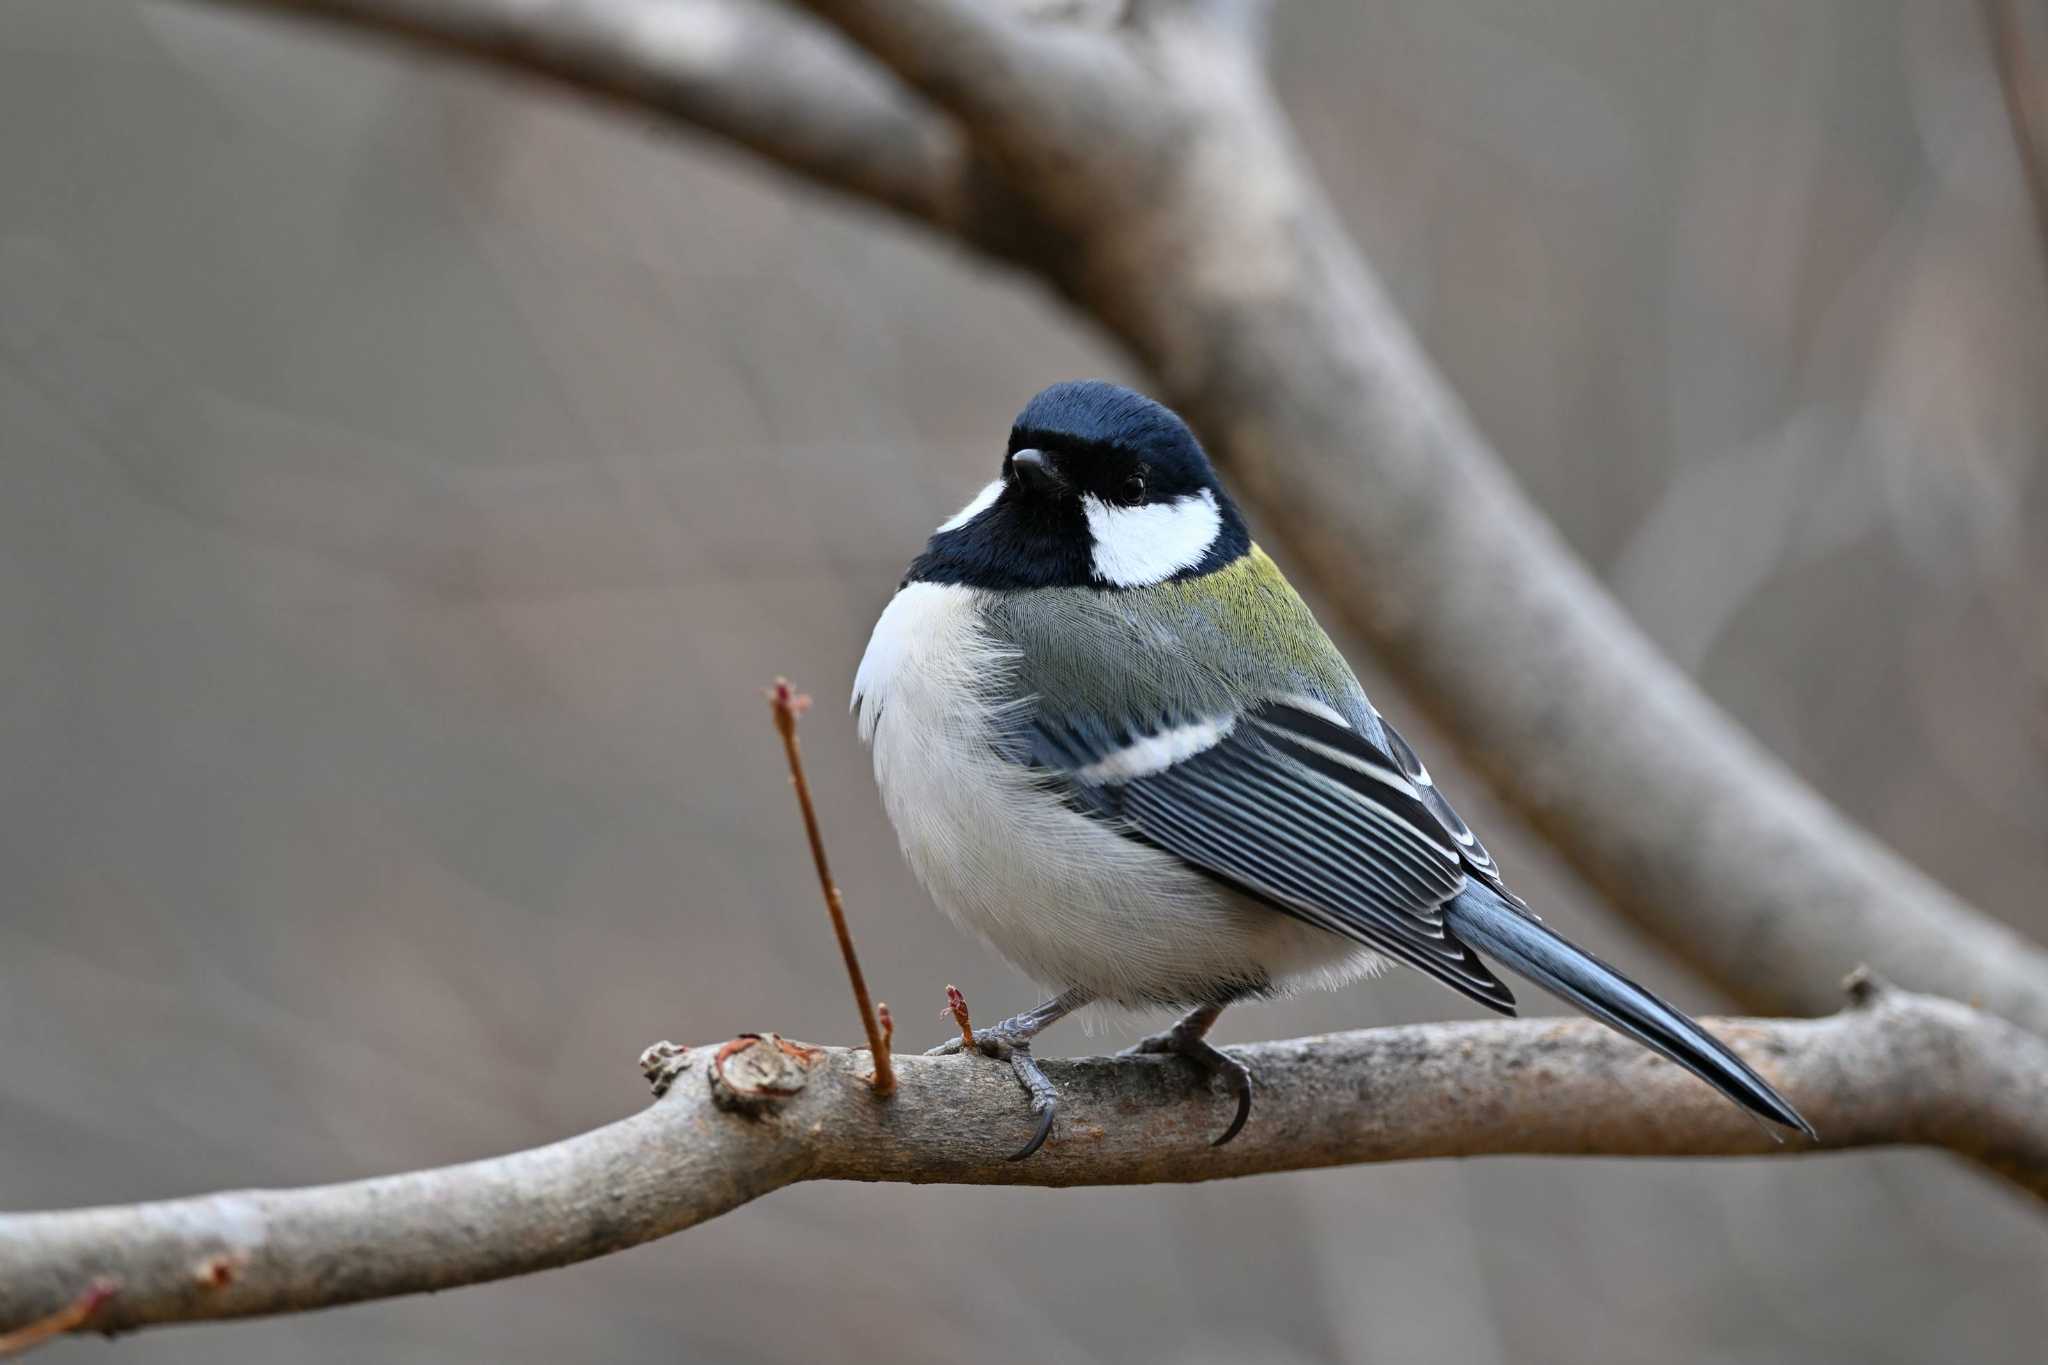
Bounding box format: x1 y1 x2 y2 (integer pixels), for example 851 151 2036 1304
853 379 1814 1160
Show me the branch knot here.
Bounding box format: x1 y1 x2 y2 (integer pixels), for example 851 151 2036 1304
709 1034 818 1115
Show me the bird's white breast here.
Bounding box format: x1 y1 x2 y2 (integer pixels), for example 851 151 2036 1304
853 582 1378 1007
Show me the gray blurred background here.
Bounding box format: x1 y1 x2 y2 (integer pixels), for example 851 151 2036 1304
4 1 2046 1360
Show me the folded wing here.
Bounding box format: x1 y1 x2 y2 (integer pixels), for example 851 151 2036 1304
1030 697 1519 1013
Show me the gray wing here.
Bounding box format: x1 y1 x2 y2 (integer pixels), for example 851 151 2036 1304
1374 715 1531 914
1029 697 1519 1014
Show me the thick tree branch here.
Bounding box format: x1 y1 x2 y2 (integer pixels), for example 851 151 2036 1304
3 980 2040 1339
792 0 1152 138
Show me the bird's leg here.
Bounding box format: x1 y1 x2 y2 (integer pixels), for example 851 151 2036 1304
1121 1002 1256 1147
926 987 1091 1160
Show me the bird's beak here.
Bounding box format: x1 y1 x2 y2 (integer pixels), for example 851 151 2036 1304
1009 447 1067 497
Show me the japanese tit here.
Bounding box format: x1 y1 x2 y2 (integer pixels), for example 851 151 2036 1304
854 380 1812 1158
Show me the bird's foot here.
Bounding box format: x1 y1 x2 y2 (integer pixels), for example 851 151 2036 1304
1122 1021 1255 1147
926 1011 1063 1161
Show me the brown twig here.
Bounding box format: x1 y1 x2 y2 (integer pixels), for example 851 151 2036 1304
0 1280 116 1358
1982 0 2048 273
945 984 976 1052
768 678 895 1096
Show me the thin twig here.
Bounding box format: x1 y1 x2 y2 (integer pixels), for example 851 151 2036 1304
768 678 895 1095
1982 0 2048 274
0 1280 116 1358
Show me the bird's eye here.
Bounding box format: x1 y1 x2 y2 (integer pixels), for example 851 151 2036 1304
1121 468 1148 501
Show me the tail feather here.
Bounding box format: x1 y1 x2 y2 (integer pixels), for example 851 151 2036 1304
1444 888 1815 1139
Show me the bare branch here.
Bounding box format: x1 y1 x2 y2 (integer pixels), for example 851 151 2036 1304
2 982 2040 1340
204 0 972 232
789 0 1149 135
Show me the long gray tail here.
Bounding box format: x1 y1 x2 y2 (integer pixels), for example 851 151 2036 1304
1444 887 1815 1138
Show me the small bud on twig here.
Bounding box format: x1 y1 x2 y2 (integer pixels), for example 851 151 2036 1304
945 984 976 1053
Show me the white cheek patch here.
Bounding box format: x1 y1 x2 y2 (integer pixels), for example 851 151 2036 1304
1083 488 1223 587
934 479 1005 533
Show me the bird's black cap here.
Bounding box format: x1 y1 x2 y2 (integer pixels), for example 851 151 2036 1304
905 381 1249 591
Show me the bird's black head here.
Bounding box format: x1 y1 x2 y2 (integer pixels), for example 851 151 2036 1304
905 381 1250 590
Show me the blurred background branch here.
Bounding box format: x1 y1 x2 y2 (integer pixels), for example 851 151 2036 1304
1980 0 2048 267
209 0 972 227
3 977 2040 1341
182 0 2048 1034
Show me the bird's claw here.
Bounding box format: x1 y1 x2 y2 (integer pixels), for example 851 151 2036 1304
1006 1048 1060 1161
926 1017 1062 1159
923 1018 1030 1059
1123 1026 1256 1147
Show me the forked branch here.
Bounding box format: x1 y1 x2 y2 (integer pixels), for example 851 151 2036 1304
178 0 2048 1036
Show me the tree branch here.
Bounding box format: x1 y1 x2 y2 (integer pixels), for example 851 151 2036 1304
181 0 2048 1034
204 0 972 232
2 979 2040 1339
791 0 1150 137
